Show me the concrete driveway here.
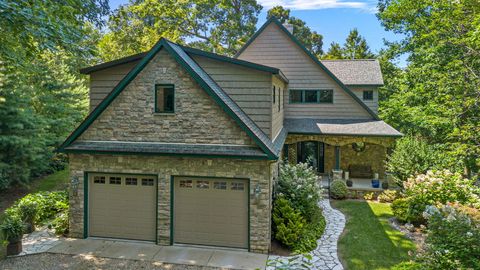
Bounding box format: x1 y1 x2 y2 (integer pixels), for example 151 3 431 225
48 238 267 270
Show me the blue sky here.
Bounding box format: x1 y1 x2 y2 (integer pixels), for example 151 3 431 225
108 0 405 65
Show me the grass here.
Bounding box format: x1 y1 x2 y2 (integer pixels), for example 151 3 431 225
331 200 416 270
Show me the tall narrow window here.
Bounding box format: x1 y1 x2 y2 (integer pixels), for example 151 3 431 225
278 88 281 111
155 84 174 113
272 86 276 103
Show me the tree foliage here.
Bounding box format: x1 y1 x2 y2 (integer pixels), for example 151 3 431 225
0 0 107 189
267 6 324 57
378 0 480 175
323 28 375 59
98 0 262 61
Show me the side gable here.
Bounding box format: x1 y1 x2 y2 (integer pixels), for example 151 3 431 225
59 39 278 159
236 17 380 120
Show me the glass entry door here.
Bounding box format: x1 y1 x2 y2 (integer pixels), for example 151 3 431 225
297 141 325 173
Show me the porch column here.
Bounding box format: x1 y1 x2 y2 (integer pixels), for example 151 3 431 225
334 146 340 170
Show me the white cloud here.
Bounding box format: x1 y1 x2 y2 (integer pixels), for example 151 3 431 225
258 0 376 11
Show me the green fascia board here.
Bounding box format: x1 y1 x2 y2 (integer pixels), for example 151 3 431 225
235 17 381 121
59 38 278 160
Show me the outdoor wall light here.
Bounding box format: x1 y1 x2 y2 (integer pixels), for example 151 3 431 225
254 183 262 201
71 176 79 196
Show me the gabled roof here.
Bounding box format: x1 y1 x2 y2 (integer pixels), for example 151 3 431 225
235 17 380 120
60 38 278 159
321 59 384 86
79 44 288 84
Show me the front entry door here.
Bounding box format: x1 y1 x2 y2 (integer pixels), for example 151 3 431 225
297 141 325 173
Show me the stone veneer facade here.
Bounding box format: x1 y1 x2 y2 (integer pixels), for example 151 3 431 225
69 154 276 254
285 135 396 178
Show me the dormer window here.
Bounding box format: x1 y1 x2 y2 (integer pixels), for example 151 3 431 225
155 84 175 113
363 90 374 100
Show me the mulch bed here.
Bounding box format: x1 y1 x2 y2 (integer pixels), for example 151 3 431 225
269 239 292 256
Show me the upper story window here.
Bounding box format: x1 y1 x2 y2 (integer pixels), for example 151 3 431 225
363 90 374 100
272 86 276 103
289 89 333 104
155 84 174 113
278 88 281 112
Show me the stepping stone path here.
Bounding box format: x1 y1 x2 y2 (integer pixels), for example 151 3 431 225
18 227 61 256
267 199 346 270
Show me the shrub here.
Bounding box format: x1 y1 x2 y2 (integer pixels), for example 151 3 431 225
391 261 423 270
330 180 347 199
417 204 480 269
272 198 306 248
277 162 322 219
0 215 24 241
378 190 398 203
391 197 418 223
396 170 480 223
292 205 326 253
49 212 69 235
386 136 455 186
363 192 375 200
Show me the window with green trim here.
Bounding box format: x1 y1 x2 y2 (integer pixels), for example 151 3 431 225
289 89 333 104
155 84 174 113
272 86 276 103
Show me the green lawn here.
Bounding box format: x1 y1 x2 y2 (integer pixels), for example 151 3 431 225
331 200 416 270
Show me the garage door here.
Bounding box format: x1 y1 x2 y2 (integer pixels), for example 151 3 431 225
173 177 248 249
88 173 157 241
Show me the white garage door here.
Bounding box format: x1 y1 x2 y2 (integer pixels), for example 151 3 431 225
88 173 157 241
173 177 249 249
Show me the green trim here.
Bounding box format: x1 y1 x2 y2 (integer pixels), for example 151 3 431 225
289 89 334 104
79 52 146 74
156 176 159 245
62 149 270 159
83 171 158 241
58 39 278 161
235 17 380 120
169 176 174 245
83 172 88 239
334 146 340 170
170 175 250 250
154 84 175 113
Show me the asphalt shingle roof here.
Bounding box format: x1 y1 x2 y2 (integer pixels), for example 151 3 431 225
65 141 267 158
321 59 384 86
284 118 402 137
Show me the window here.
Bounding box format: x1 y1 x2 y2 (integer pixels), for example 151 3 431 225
196 180 209 189
125 177 138 186
363 90 374 100
213 181 227 190
93 176 105 184
319 90 333 103
141 178 154 186
278 88 281 111
155 84 174 113
109 176 121 185
289 89 333 104
272 86 276 103
231 182 245 191
179 180 192 188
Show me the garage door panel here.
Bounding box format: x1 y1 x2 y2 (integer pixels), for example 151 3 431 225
174 177 248 249
89 173 157 241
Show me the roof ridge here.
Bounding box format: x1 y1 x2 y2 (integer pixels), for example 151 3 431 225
320 59 378 62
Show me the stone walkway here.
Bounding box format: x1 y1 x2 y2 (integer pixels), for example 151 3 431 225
267 199 346 270
18 227 61 256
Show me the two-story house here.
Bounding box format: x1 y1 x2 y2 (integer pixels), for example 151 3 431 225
59 17 401 254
